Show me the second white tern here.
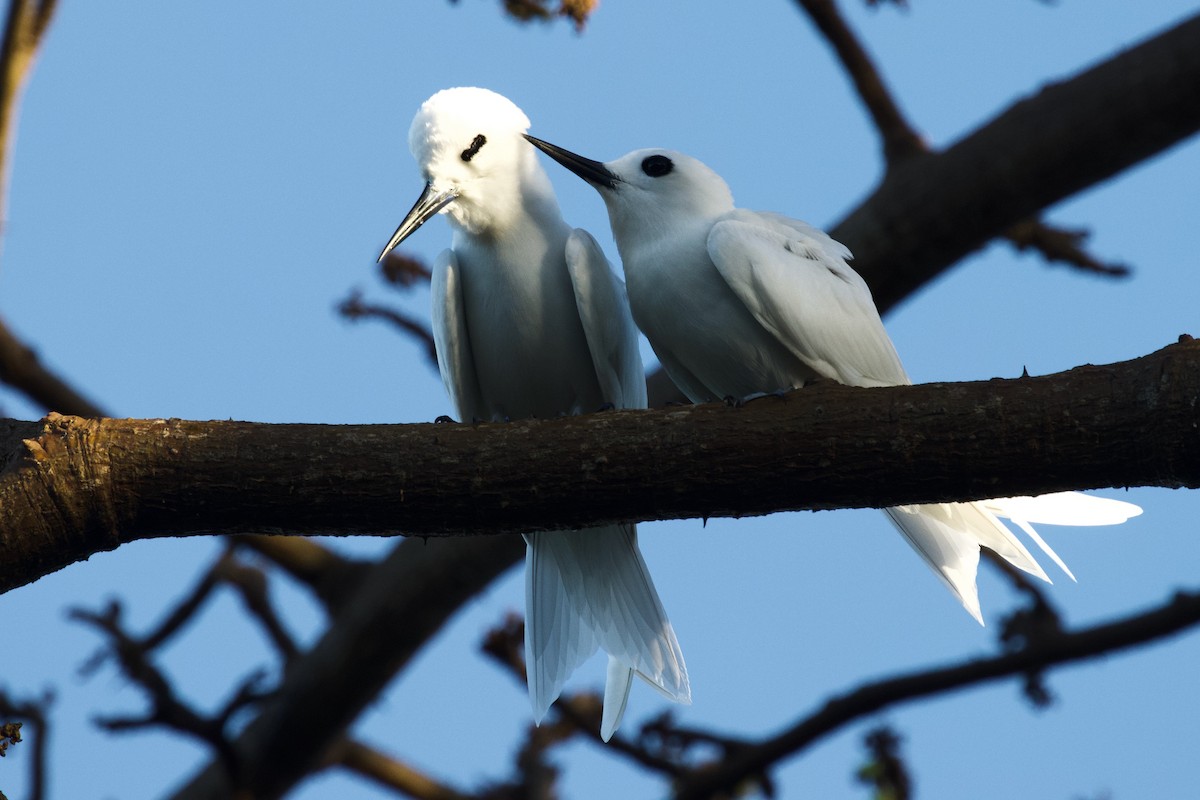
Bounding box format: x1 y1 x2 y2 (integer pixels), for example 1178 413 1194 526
376 88 689 740
525 135 1141 623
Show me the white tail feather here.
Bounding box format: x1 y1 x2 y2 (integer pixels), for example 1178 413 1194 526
524 526 690 737
888 492 1142 623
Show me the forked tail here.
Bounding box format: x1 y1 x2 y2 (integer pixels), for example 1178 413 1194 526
524 525 690 740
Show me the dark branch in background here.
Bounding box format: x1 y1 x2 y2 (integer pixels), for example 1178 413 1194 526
0 1 106 417
498 0 597 31
796 0 1155 296
69 562 280 778
3 338 1197 594
795 0 927 163
856 726 912 800
338 289 439 367
328 739 474 800
169 535 523 800
671 586 1200 800
0 687 51 800
829 11 1200 312
480 614 688 779
234 534 373 615
0 319 108 416
1004 219 1130 277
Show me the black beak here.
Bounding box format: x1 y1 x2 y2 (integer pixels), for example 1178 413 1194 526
523 134 620 190
377 182 458 262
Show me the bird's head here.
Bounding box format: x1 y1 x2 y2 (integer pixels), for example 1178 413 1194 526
378 87 544 261
524 136 735 249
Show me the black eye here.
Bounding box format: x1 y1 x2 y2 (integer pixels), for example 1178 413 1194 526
460 134 486 162
641 154 674 177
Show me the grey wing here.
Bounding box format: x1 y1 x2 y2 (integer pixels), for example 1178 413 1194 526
564 228 648 410
707 210 910 388
430 249 488 422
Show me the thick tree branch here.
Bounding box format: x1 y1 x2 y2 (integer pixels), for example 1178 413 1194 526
1 338 1197 595
832 12 1200 313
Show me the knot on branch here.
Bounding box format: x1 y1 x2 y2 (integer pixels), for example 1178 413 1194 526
16 413 122 551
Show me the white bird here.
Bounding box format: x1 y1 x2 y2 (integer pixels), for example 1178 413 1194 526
524 136 1141 623
376 88 689 740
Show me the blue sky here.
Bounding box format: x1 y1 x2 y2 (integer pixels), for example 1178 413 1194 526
2 2 1198 798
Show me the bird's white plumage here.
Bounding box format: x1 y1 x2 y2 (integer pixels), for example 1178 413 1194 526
526 139 1141 623
379 88 688 740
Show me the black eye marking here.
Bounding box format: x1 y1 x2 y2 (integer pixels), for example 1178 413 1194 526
641 154 674 177
460 134 486 162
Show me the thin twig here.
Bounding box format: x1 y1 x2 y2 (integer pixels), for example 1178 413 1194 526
337 289 439 367
794 0 927 163
672 587 1200 800
330 738 474 800
1005 218 1131 277
0 688 52 800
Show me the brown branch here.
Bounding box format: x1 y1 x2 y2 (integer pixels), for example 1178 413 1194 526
1004 218 1131 277
329 738 474 800
0 4 106 417
671 586 1200 800
0 688 51 800
169 535 523 800
337 289 439 367
69 600 265 776
233 534 372 615
794 0 927 163
832 12 1200 313
796 1 1129 280
0 317 109 416
1 338 1198 595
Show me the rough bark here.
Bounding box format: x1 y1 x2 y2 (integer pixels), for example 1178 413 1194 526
2 338 1197 595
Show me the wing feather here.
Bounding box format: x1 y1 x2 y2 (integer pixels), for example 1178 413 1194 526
430 249 487 421
707 211 909 388
565 228 648 410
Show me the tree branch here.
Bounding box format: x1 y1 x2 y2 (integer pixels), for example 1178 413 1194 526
1 338 1197 595
168 535 522 800
672 586 1200 800
832 12 1200 313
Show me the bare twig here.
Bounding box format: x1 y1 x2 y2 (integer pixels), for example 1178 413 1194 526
793 0 927 163
672 587 1200 800
796 0 1132 282
233 535 372 615
1005 218 1131 277
70 600 270 778
856 726 911 800
0 688 52 800
330 738 474 800
338 289 439 367
479 614 689 778
0 317 109 416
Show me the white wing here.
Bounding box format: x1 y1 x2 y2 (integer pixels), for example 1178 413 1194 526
565 228 648 410
430 249 487 422
707 210 910 388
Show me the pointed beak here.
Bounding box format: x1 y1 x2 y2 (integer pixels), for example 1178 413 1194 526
377 182 458 262
523 134 620 190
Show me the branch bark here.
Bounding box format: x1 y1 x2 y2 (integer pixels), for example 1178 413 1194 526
2 338 1197 595
833 12 1200 313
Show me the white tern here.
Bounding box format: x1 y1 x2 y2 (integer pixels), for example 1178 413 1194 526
376 88 689 739
525 135 1141 623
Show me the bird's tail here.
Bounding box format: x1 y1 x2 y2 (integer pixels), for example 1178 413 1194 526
885 491 1141 624
524 525 690 741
